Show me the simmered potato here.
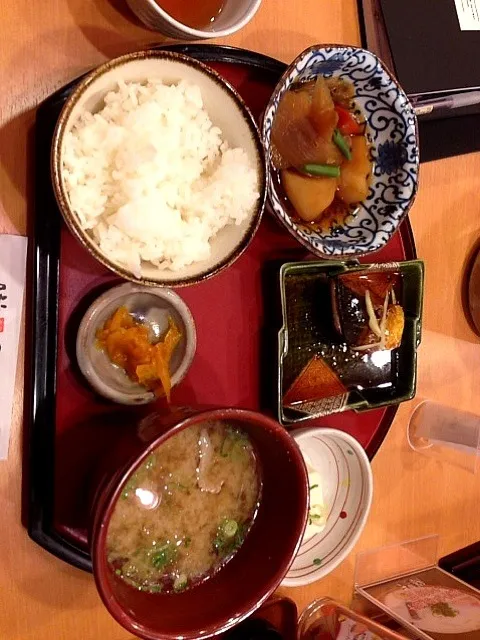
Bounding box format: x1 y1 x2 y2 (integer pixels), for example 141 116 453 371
281 169 337 222
337 136 371 204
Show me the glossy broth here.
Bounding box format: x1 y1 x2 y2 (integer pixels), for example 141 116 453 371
154 0 225 29
107 421 260 593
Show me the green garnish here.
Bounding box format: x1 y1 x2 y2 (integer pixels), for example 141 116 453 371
430 602 458 618
173 574 188 592
313 558 323 566
309 513 322 520
148 584 163 593
220 429 250 459
151 543 176 569
121 476 138 500
115 569 122 576
213 534 225 552
183 536 192 548
213 520 247 554
310 484 319 490
233 523 247 550
302 164 341 178
220 437 231 458
222 519 238 538
332 128 352 160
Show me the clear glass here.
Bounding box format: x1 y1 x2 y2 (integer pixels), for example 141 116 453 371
407 400 480 473
354 537 439 640
354 535 439 589
297 598 409 640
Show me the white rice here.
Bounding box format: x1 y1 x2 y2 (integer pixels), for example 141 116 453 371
61 80 259 276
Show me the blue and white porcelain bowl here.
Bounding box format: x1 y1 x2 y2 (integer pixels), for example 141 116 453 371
262 45 419 258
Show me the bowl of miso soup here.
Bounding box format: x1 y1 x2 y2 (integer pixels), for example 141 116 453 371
91 407 309 640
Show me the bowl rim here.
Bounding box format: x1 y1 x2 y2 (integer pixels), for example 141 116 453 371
261 43 420 260
91 407 309 640
133 0 263 38
51 49 267 288
76 283 197 404
282 427 373 587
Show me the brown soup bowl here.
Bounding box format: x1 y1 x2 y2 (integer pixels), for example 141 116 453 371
90 407 309 640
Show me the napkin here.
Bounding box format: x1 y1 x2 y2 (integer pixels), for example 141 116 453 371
0 235 27 460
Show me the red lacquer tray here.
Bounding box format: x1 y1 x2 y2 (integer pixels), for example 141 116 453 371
27 45 416 572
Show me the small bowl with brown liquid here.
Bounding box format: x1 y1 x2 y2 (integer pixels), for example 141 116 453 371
126 0 262 39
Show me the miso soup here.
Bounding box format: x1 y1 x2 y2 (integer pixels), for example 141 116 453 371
107 421 261 593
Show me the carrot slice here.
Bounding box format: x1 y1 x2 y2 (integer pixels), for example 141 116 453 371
334 105 363 136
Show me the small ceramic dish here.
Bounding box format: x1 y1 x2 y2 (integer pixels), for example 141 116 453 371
76 283 196 404
262 44 419 259
126 0 262 40
52 50 266 287
277 259 424 426
282 428 373 586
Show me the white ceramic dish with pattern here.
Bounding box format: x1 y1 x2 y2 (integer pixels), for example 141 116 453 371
262 44 419 259
282 427 373 586
126 0 262 40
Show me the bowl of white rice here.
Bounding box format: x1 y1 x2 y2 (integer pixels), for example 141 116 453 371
51 50 266 287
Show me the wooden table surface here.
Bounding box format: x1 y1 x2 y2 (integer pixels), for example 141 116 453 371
2 0 480 637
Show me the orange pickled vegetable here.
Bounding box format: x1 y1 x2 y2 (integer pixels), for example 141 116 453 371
96 306 181 400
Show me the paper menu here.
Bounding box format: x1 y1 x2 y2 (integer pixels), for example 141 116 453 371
454 0 480 30
0 235 27 460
